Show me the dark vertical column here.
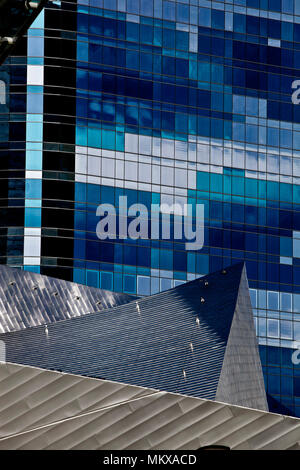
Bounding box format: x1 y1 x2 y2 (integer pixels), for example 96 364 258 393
0 34 27 266
41 1 77 281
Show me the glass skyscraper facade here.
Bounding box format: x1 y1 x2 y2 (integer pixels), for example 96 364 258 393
1 0 300 416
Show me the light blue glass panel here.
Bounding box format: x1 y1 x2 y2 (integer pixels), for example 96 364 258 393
77 41 89 61
25 199 42 208
258 290 267 308
280 292 292 312
199 7 211 27
26 142 42 151
30 8 44 28
26 179 42 198
113 272 122 292
176 3 189 23
293 131 300 150
160 278 172 292
26 151 43 170
282 0 293 14
76 126 88 146
24 266 41 273
101 271 113 290
225 12 233 31
28 37 44 57
258 318 266 336
151 277 159 294
26 114 43 122
141 0 153 16
102 129 115 150
293 294 300 313
267 128 279 147
137 275 151 295
26 122 43 142
233 95 245 114
250 289 257 308
123 274 136 293
280 321 293 339
27 85 43 94
163 1 175 20
246 96 258 117
268 291 279 310
88 127 101 148
294 322 300 340
280 129 293 149
246 124 258 144
267 319 279 338
27 93 43 114
154 0 162 18
233 122 245 141
86 270 99 288
198 62 210 81
293 238 300 258
73 268 85 284
127 0 138 13
24 208 42 227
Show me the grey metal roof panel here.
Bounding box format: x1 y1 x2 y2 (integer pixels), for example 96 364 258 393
0 265 136 332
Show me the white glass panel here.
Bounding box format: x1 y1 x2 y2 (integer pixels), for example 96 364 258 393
139 163 151 183
175 141 187 160
246 151 258 170
101 158 114 178
24 236 41 257
125 133 138 153
197 144 209 163
27 65 44 86
267 319 279 338
139 135 152 155
268 291 279 310
88 156 100 176
211 146 223 165
162 139 174 158
125 161 137 181
232 149 245 168
175 168 187 188
280 155 292 175
75 154 87 174
161 166 174 184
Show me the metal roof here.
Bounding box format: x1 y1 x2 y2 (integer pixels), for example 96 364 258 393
0 265 135 333
0 263 268 411
0 362 299 450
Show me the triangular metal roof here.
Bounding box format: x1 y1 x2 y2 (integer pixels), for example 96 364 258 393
0 263 267 410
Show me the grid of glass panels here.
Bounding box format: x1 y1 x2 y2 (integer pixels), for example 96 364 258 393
2 0 300 415
74 0 300 416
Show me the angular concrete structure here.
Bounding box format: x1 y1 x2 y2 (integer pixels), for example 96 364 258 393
0 263 268 411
